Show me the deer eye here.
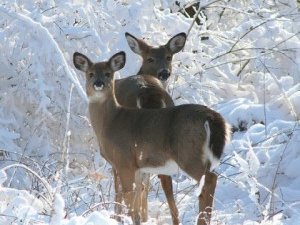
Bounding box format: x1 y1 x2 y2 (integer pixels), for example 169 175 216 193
89 73 94 78
104 72 110 78
166 56 172 61
147 57 154 63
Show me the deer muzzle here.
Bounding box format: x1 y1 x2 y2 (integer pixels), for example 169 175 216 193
158 69 170 81
93 81 104 91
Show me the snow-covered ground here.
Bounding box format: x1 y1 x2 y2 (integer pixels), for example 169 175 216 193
1 0 300 224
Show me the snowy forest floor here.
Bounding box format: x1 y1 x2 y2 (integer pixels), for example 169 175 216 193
0 1 300 225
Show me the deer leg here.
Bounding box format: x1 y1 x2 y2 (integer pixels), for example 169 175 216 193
158 175 179 225
113 168 122 220
140 173 150 222
119 168 142 225
197 171 217 225
134 171 145 222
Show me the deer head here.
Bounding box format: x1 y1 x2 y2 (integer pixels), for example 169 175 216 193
73 51 126 103
125 32 186 83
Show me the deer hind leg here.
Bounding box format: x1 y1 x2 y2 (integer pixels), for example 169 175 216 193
197 171 217 225
158 175 180 225
113 169 122 220
140 173 150 222
119 168 142 225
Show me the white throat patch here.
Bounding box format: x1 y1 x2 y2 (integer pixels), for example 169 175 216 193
88 92 106 103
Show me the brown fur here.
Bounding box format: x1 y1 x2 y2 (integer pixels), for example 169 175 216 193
116 33 186 223
73 51 230 225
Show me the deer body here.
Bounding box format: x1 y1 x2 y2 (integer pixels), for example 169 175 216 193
115 75 174 108
75 32 186 224
90 102 224 179
73 51 230 225
113 32 186 224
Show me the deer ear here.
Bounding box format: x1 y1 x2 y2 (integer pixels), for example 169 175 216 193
166 32 187 54
125 32 149 55
73 52 92 72
109 51 126 71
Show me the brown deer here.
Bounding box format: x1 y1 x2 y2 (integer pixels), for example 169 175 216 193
123 32 186 87
98 32 186 224
115 32 186 110
73 51 230 225
114 32 186 224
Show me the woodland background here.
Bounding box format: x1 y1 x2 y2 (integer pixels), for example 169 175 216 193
0 0 300 224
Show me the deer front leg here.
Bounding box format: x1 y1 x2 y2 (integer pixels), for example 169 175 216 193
119 168 142 225
158 175 179 225
197 171 217 225
113 168 122 220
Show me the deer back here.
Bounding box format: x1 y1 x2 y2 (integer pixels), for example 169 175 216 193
98 103 228 180
115 75 174 108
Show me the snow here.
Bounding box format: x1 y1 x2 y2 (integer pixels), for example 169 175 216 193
50 194 65 225
1 0 300 225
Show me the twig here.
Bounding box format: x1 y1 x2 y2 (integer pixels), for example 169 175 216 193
0 7 87 100
81 202 127 217
54 21 64 34
206 53 270 70
252 127 299 147
41 6 57 14
229 15 285 52
211 46 300 63
259 59 298 121
0 214 18 219
176 183 198 205
267 210 284 220
62 84 74 177
0 149 45 170
217 1 229 23
1 163 53 204
69 34 92 40
236 59 250 77
263 69 267 136
216 172 240 184
273 31 300 48
268 122 298 215
186 0 223 37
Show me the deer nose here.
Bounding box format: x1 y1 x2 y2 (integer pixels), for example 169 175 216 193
93 81 104 91
158 69 170 81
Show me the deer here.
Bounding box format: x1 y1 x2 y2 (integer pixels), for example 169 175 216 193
116 32 186 108
112 32 186 224
73 51 230 225
95 32 186 224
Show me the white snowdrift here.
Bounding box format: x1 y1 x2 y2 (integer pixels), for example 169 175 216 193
0 0 300 225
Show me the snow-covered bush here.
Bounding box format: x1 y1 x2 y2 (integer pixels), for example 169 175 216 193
0 0 299 224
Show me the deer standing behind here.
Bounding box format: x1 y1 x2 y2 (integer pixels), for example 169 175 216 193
73 51 230 225
114 32 186 224
116 32 186 108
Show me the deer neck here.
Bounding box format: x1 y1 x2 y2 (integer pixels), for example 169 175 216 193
137 67 144 75
88 84 120 139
